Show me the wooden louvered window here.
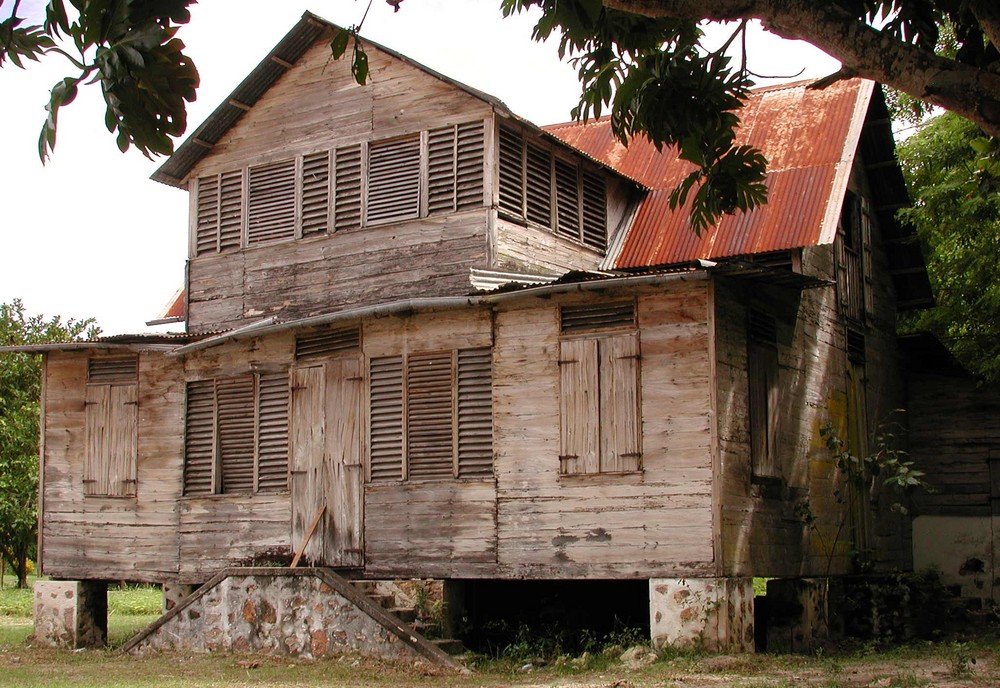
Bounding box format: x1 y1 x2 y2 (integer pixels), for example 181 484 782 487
334 144 363 232
560 301 636 334
748 310 779 479
367 134 421 225
427 121 486 215
836 190 872 324
497 126 607 252
301 151 331 236
84 356 138 497
295 326 361 361
247 160 296 245
559 332 641 475
194 170 243 256
368 348 493 482
183 371 290 496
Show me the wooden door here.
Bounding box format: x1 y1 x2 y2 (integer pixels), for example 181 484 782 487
290 361 364 567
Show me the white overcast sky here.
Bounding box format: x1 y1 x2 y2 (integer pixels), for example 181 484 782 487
0 1 838 335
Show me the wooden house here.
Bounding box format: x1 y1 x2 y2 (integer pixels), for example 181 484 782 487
7 13 933 652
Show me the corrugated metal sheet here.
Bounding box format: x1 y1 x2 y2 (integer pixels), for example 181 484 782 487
547 79 870 268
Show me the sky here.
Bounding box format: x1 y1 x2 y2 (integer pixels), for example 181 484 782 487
0 0 839 335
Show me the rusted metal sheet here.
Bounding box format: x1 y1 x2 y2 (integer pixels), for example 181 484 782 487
547 79 870 267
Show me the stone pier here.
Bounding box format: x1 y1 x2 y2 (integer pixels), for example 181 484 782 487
649 577 754 652
33 580 108 649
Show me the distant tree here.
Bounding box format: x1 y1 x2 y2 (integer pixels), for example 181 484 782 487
897 113 1000 381
0 299 98 588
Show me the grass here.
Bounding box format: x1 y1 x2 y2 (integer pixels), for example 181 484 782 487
0 573 161 649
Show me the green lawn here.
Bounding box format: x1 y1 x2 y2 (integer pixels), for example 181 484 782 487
0 573 161 648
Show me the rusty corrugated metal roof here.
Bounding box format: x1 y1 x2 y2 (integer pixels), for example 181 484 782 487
547 78 872 268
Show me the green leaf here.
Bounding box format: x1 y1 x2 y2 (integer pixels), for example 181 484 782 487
352 40 369 84
330 29 350 59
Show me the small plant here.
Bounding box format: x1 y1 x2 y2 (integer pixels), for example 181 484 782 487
946 641 976 678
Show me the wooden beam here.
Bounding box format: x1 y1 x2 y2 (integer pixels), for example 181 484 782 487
270 55 294 70
291 506 325 568
191 138 214 150
228 99 251 112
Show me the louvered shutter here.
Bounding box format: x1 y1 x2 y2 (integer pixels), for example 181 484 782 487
369 356 404 481
427 125 458 215
406 351 455 480
861 197 875 320
334 144 363 231
455 121 485 209
581 169 607 250
247 160 296 244
184 380 216 495
559 338 600 474
367 135 420 225
217 376 255 493
302 151 331 236
257 371 290 492
560 302 636 334
195 175 220 255
218 170 243 251
457 348 493 478
555 157 581 241
88 356 138 383
600 334 641 473
525 142 552 226
107 384 138 497
295 326 361 361
498 127 525 216
84 385 110 496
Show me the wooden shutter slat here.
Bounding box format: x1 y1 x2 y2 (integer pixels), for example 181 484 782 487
88 355 138 383
218 171 243 251
247 160 296 245
334 145 363 231
560 302 636 333
427 125 457 215
369 356 404 481
559 339 600 474
498 127 525 216
257 371 290 492
184 380 216 495
525 143 552 226
581 169 607 250
217 376 255 493
600 334 641 473
84 385 110 496
406 352 454 480
367 135 421 224
457 347 493 478
555 157 581 241
106 384 138 497
302 151 331 235
195 175 220 255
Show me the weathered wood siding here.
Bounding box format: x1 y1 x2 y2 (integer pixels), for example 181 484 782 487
907 367 1000 517
40 350 184 583
361 310 498 576
184 38 495 334
715 160 909 578
492 280 716 579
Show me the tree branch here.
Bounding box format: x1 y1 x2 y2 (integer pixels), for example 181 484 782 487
602 0 1000 137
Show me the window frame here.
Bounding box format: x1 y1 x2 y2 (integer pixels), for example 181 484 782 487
557 301 642 476
83 355 139 498
182 370 291 497
367 347 494 484
747 309 780 481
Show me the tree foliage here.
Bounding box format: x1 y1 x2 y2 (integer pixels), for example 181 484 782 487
0 300 98 588
0 0 198 160
897 113 1000 381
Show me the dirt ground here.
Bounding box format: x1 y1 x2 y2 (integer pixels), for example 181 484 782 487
1 635 999 688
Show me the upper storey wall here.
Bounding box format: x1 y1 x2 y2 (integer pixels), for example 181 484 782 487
183 37 495 334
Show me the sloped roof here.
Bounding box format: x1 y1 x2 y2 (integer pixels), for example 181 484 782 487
547 78 933 308
547 79 871 267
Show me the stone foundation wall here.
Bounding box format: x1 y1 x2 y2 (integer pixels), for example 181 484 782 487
129 573 423 661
